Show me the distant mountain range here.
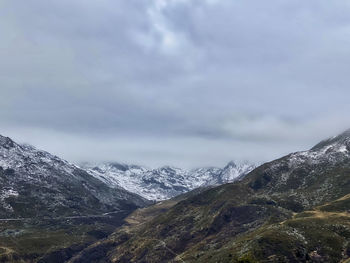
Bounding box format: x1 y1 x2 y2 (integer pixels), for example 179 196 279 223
82 161 255 201
71 129 350 263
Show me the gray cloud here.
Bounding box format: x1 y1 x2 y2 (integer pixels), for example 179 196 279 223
1 0 350 168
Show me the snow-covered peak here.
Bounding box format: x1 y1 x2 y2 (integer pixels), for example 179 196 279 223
220 161 256 183
89 162 147 174
311 129 350 152
0 136 76 180
261 130 350 178
0 135 16 149
225 161 238 168
83 161 256 201
286 130 350 168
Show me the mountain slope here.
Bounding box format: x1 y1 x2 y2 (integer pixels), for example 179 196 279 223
71 130 350 263
0 134 152 262
0 135 150 219
83 161 255 201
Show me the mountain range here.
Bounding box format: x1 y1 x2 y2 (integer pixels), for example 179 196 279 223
70 129 350 263
0 133 254 262
1 130 350 262
82 161 255 201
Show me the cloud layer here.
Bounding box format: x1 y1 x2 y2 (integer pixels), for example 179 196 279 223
1 0 350 167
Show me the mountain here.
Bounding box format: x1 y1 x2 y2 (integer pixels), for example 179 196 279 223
0 134 150 219
82 161 255 201
0 134 151 262
70 130 350 263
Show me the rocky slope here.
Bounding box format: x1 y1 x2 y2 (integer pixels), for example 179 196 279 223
83 161 255 201
70 130 350 263
0 134 152 262
0 134 150 219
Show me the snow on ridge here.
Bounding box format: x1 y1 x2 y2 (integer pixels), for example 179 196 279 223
83 161 256 201
0 133 256 202
286 133 350 169
0 138 78 179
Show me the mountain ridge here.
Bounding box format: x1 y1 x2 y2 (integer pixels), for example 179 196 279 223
82 160 256 201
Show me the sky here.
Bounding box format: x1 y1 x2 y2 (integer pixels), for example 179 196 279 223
1 0 350 168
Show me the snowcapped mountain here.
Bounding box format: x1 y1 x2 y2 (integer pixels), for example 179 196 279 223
81 129 350 202
275 129 350 173
82 161 255 201
242 129 350 209
0 135 150 219
71 129 350 263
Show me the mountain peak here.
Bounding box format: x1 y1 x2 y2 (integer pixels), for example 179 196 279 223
225 161 237 168
311 129 350 152
0 134 16 149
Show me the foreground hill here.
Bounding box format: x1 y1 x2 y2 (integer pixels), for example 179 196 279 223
0 134 150 262
71 130 350 263
83 161 255 201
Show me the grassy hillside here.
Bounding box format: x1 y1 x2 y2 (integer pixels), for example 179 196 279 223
69 133 350 263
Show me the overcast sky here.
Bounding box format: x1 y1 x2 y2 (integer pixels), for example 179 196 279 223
1 0 350 168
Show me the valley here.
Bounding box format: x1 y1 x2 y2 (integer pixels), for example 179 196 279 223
1 130 350 262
